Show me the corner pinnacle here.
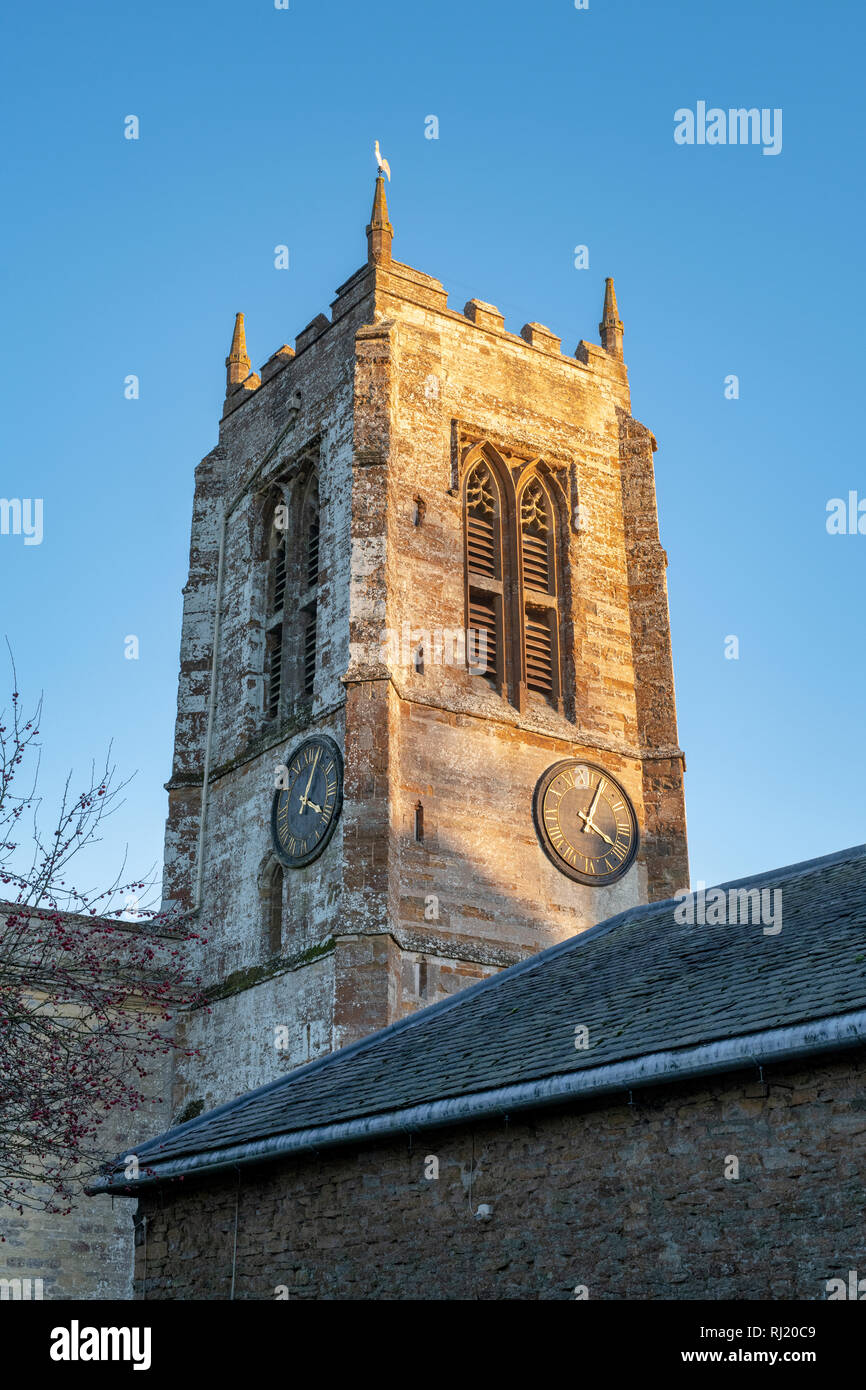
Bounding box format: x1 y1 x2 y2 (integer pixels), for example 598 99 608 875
225 312 251 393
599 277 624 360
366 174 394 267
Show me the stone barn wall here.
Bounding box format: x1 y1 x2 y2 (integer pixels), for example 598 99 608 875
131 1049 866 1301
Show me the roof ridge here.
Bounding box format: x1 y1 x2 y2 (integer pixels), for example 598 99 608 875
709 841 866 894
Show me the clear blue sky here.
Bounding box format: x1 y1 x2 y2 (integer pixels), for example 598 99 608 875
2 0 864 903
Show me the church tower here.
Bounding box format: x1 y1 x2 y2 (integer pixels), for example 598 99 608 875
162 177 689 1117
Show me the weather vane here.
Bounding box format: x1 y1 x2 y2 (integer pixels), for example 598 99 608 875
374 140 391 181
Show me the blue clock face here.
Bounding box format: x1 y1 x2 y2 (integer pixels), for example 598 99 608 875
271 735 343 868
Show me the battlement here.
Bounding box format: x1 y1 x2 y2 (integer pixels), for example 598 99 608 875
222 175 629 422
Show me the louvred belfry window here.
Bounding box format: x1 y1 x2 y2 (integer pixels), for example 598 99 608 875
273 533 287 612
519 478 560 706
306 507 320 591
266 626 283 718
466 463 500 578
302 602 317 696
465 461 504 688
299 482 320 699
520 481 552 593
524 613 554 696
468 593 498 682
259 465 324 725
264 497 287 721
520 481 553 593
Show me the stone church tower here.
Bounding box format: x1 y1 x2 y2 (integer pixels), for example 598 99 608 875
163 177 688 1118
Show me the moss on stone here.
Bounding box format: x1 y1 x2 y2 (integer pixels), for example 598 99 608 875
199 937 335 1005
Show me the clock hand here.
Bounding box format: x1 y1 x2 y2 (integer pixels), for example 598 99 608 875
298 749 321 814
578 812 614 846
579 779 605 835
299 798 322 814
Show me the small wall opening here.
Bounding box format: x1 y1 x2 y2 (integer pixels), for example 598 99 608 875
267 862 284 955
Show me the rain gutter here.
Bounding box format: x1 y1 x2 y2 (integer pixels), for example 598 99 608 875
89 1008 866 1194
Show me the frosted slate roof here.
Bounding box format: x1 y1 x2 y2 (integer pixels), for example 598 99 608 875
103 843 866 1179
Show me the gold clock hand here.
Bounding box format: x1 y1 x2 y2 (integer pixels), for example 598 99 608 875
579 779 605 835
578 814 614 846
299 749 321 814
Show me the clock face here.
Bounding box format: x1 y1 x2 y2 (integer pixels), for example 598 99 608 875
533 760 639 886
271 734 343 869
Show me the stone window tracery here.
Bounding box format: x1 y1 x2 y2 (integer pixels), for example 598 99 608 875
518 476 560 704
463 451 563 710
464 459 505 690
264 491 288 723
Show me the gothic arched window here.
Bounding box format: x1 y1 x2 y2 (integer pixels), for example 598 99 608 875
264 493 288 722
300 479 320 698
464 459 504 689
518 477 560 706
462 457 564 711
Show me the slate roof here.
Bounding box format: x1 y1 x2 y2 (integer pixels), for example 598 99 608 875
97 843 866 1187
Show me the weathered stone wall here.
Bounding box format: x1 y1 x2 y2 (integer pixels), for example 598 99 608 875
171 950 336 1121
0 907 174 1299
393 700 646 949
132 1049 866 1301
3 1098 163 1301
